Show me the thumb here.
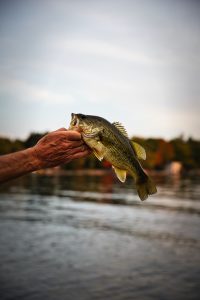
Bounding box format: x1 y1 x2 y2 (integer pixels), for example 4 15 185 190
55 127 67 132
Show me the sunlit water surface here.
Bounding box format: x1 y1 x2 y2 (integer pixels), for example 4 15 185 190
0 173 200 300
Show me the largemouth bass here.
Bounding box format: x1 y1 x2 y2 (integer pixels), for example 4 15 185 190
69 113 157 201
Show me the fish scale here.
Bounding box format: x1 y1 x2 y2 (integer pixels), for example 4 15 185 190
69 113 157 201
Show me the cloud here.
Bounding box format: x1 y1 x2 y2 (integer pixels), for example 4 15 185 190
0 0 199 139
0 77 74 104
60 38 161 66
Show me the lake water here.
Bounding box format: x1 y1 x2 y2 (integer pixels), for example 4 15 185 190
0 172 200 300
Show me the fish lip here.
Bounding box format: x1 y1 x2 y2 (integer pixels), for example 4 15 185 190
76 118 80 127
70 113 92 133
71 112 76 119
69 113 81 130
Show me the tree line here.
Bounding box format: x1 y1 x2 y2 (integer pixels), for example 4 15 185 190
0 133 199 170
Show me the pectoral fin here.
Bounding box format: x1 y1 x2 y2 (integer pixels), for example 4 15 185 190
112 166 127 182
93 149 104 161
131 141 146 160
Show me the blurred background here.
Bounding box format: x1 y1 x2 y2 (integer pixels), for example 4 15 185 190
0 0 200 299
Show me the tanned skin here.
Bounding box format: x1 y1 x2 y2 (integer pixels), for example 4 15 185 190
0 128 91 184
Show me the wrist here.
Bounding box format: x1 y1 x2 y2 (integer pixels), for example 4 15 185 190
27 147 44 171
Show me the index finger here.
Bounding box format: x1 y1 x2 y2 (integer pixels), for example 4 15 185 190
65 130 82 141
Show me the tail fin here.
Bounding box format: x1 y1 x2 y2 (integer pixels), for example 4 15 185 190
136 176 157 201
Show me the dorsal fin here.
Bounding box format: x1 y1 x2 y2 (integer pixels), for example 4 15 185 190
113 122 128 137
131 141 146 160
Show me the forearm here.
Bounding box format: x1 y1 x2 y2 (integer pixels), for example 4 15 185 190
0 129 91 184
0 148 42 183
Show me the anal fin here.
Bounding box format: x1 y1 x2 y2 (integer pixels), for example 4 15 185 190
112 166 127 182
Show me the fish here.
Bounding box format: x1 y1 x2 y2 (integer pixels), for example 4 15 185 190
69 113 157 201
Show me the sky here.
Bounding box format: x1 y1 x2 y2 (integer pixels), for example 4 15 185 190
0 0 199 140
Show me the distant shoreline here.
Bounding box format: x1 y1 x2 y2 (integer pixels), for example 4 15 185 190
35 168 112 176
35 168 200 177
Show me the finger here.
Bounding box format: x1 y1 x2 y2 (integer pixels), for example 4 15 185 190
68 149 92 160
54 127 67 132
67 144 89 155
65 130 82 141
63 140 85 148
58 148 92 165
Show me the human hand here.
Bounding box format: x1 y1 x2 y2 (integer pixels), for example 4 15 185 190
32 128 91 168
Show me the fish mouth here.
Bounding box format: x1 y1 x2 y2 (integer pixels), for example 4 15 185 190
69 113 80 129
69 113 95 136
